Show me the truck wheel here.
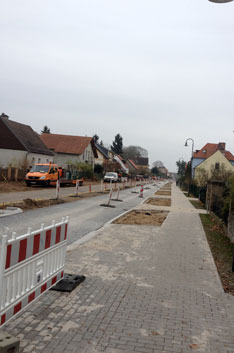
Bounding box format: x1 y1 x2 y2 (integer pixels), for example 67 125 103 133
26 181 31 187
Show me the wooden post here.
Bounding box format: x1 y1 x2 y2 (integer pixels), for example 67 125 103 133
7 167 11 181
15 168 19 182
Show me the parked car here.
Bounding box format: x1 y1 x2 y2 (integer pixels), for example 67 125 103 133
136 175 144 181
104 172 119 183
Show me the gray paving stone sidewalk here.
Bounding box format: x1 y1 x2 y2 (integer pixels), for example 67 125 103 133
3 183 234 352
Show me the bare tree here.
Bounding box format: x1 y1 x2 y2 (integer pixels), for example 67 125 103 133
152 161 164 168
122 145 148 160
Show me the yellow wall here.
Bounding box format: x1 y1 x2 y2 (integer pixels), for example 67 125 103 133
194 150 234 180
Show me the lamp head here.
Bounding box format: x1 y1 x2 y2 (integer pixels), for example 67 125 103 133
208 0 233 2
184 141 188 147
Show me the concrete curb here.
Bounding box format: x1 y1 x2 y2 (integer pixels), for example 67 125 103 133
66 182 163 251
0 207 23 218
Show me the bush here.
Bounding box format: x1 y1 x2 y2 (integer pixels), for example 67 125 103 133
94 164 104 174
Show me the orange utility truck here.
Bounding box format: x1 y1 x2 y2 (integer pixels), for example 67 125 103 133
25 163 83 187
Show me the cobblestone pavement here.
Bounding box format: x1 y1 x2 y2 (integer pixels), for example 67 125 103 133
3 183 234 352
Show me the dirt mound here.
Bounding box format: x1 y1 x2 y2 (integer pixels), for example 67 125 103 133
145 198 171 206
113 210 169 225
155 190 171 196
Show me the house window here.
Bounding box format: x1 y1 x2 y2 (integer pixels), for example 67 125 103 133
215 162 220 170
38 158 41 163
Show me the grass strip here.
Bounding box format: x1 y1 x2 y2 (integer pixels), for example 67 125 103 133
189 199 205 209
200 214 234 295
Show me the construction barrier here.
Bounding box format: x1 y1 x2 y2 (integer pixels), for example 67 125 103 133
107 188 113 206
139 184 144 198
116 184 120 200
75 180 79 196
0 217 69 327
100 186 115 208
112 184 123 202
56 179 60 200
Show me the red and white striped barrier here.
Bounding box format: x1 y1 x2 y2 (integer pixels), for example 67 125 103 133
139 184 144 198
0 217 69 327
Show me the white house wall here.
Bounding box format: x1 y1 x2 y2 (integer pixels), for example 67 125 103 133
0 150 53 168
0 149 27 168
54 144 95 167
83 144 95 166
27 153 53 166
53 153 83 168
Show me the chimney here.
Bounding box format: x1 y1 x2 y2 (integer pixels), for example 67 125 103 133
0 113 9 119
218 142 226 151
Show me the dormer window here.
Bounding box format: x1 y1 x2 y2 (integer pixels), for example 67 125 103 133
202 150 206 153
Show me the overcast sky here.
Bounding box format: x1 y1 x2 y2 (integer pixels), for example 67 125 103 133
1 0 234 172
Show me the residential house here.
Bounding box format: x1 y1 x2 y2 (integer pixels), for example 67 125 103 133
94 143 109 165
192 142 234 181
113 154 129 174
40 133 98 168
134 157 149 167
0 113 54 168
125 159 139 176
157 166 169 178
107 149 115 160
132 156 149 174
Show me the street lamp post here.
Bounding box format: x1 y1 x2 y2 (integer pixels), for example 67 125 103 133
184 138 194 160
184 138 194 197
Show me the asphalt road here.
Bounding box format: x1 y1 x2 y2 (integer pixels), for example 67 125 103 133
0 182 163 245
0 182 114 203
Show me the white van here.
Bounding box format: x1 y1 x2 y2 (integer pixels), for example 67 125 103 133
104 172 119 183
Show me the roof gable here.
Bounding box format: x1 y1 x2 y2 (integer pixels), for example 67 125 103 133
0 115 54 156
193 142 234 162
195 150 234 170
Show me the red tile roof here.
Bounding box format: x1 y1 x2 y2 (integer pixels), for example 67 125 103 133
193 143 234 161
128 159 139 170
40 133 95 155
